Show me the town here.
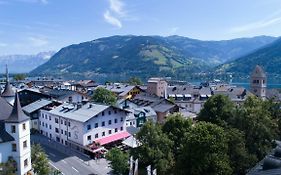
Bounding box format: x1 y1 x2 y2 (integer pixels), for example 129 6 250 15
0 64 281 175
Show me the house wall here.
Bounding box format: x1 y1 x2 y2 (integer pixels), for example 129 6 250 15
0 142 11 163
39 107 128 147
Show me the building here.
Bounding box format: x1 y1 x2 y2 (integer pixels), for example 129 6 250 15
96 84 142 99
147 78 167 97
1 66 15 104
38 102 131 154
40 88 88 103
0 93 32 175
250 65 267 99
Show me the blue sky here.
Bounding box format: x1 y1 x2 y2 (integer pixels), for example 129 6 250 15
1 0 281 55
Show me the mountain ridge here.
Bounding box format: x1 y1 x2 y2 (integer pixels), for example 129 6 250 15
30 35 277 81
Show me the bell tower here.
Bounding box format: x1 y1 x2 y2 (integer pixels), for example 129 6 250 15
250 65 267 99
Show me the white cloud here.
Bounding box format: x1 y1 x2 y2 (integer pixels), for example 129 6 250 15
109 0 126 17
104 10 122 28
28 36 48 47
230 11 281 33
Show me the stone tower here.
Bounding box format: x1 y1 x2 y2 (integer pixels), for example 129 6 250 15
250 65 267 99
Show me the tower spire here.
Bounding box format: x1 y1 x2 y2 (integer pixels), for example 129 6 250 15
5 91 29 123
5 64 9 82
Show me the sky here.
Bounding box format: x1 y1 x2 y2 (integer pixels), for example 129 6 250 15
1 0 281 55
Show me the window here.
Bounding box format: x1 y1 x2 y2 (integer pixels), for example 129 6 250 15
102 111 104 116
12 143 16 152
114 110 117 114
68 132 71 137
55 118 59 124
102 132 105 136
87 135 91 141
39 121 41 125
45 124 48 128
55 128 59 133
65 131 67 136
120 127 123 131
61 119 63 124
108 130 112 135
49 116 51 120
11 125 16 133
108 120 112 125
95 123 98 128
115 128 118 133
49 125 52 129
95 133 98 138
23 123 26 130
64 120 67 125
68 122 71 127
87 124 91 130
102 121 105 126
24 159 28 167
61 129 63 134
114 119 117 123
42 122 44 127
50 134 52 138
23 140 27 148
108 111 111 115
121 117 123 122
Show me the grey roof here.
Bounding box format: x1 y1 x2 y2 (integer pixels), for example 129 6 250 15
1 82 15 97
153 103 175 113
5 92 29 123
23 99 52 114
252 65 266 78
42 89 79 101
0 96 13 120
0 123 14 143
49 103 110 122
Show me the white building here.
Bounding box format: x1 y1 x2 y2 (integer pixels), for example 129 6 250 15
39 102 130 152
0 93 32 175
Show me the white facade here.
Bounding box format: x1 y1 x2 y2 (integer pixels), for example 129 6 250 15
4 121 31 175
39 105 128 147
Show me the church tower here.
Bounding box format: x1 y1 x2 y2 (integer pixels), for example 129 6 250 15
4 92 31 175
250 65 267 99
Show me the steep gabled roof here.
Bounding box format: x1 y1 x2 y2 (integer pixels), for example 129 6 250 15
5 92 29 123
252 65 266 78
0 97 13 121
1 82 15 97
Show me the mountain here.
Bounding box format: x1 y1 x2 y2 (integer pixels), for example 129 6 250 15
215 38 281 76
0 51 55 73
30 35 276 81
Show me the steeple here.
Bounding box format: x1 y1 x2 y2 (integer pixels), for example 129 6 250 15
250 65 267 99
5 92 29 123
1 65 15 98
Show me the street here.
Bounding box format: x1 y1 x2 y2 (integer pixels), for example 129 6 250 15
31 134 112 175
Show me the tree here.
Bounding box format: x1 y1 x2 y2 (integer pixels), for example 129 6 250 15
0 157 16 175
176 122 232 175
229 96 278 159
92 87 117 105
31 144 50 175
13 74 26 81
197 94 235 127
127 77 143 85
106 148 129 175
135 121 174 175
162 113 192 157
225 128 257 175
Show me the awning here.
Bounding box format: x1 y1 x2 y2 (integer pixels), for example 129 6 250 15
94 131 131 146
168 94 176 97
122 136 142 148
176 94 183 98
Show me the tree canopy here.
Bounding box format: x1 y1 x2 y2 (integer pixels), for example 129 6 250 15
31 144 50 175
91 87 117 105
106 148 129 175
127 77 143 85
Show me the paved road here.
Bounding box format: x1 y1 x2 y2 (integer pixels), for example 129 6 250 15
31 134 112 175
